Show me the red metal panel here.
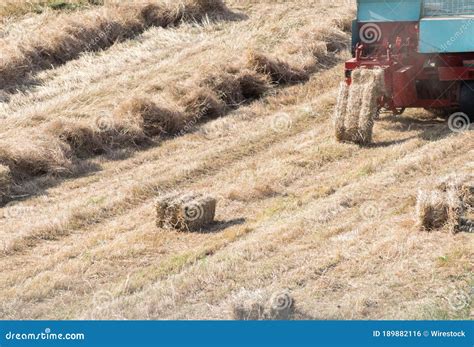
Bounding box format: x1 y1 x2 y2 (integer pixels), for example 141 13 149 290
438 67 474 81
415 99 454 108
392 66 417 107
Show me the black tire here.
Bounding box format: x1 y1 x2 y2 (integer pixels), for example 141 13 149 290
460 81 474 121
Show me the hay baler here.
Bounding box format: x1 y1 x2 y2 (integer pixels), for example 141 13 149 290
346 0 474 118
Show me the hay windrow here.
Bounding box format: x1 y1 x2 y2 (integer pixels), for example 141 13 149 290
46 119 104 158
180 0 232 21
246 51 309 84
137 3 181 28
236 69 270 100
0 9 347 197
0 135 73 179
284 25 349 61
113 97 186 137
0 0 232 91
198 69 270 108
0 65 267 186
200 72 246 108
180 88 226 121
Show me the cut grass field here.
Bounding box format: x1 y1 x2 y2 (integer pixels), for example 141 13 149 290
0 0 472 320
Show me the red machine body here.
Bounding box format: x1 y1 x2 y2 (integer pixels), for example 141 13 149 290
345 22 474 113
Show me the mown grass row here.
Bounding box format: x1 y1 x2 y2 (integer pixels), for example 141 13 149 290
0 15 351 205
0 0 233 90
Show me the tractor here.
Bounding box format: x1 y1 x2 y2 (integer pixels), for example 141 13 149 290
339 0 474 137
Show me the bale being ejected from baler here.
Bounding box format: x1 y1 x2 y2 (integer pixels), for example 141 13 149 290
333 68 386 145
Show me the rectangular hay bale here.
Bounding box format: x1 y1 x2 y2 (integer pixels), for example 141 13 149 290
156 192 216 231
435 173 473 208
415 189 464 232
0 164 11 203
333 68 385 145
416 190 449 231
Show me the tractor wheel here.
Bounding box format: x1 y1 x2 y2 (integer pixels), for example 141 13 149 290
460 81 474 121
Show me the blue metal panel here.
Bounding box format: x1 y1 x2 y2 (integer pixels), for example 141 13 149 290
357 0 422 22
419 17 474 53
423 0 474 17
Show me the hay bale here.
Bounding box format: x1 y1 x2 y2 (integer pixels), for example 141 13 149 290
436 173 469 191
246 51 309 84
461 185 474 208
334 68 385 145
267 291 295 320
445 189 464 231
416 190 449 231
458 218 474 233
357 70 384 144
415 189 464 232
229 289 295 320
156 192 217 231
436 174 474 207
0 164 11 203
334 82 349 141
343 69 365 140
230 289 266 320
